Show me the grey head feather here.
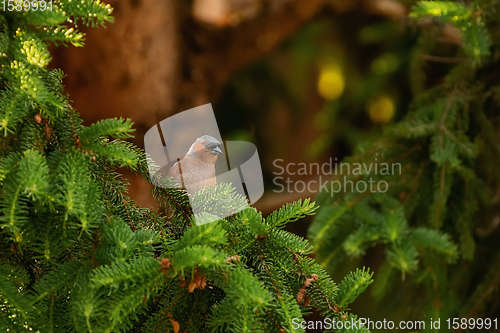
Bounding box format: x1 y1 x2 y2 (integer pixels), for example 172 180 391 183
187 135 222 157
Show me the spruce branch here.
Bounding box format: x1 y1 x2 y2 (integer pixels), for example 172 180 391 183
336 267 374 308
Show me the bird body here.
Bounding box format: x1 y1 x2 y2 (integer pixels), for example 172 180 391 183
167 135 223 195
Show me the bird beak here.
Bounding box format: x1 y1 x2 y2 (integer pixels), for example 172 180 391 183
211 146 223 155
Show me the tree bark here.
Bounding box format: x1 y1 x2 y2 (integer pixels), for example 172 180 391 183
53 0 180 141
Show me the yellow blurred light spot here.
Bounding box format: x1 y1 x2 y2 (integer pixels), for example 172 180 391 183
368 96 395 124
430 8 442 16
318 65 344 100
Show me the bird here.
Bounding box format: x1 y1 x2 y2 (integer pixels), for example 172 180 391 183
166 135 223 195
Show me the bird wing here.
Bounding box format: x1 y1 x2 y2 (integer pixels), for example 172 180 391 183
167 161 184 188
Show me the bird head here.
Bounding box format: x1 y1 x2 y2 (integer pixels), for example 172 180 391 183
186 135 223 163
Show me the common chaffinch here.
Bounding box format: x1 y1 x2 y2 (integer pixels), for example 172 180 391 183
167 135 223 195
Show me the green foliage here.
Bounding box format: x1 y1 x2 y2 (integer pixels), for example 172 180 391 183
309 0 500 324
336 268 374 308
411 1 491 60
0 3 370 332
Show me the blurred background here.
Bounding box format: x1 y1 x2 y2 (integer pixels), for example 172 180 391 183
50 0 464 327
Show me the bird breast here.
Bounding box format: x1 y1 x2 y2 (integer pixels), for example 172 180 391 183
167 156 217 194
